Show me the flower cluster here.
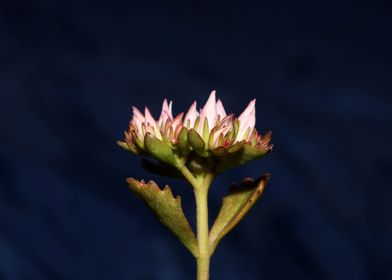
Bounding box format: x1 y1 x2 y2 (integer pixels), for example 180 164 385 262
118 91 272 173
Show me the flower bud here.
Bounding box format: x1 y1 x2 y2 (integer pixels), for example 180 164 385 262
119 91 272 176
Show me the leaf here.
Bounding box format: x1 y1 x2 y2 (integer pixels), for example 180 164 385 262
127 178 198 257
209 174 270 253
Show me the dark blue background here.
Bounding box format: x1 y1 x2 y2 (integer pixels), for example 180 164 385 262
1 0 391 279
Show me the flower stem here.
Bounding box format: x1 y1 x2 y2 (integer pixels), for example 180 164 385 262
194 173 214 280
178 165 214 279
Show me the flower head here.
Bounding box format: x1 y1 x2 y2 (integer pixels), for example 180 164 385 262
119 91 272 173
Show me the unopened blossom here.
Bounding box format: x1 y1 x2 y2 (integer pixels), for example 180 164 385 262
119 91 272 172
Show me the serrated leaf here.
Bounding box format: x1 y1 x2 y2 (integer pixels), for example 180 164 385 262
209 174 270 254
127 178 198 257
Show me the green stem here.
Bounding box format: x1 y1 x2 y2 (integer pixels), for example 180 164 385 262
179 165 200 189
194 173 214 280
179 165 214 280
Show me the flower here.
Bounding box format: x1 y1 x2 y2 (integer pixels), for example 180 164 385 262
118 91 272 173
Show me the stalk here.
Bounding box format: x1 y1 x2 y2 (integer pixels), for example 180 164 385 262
180 166 214 280
194 173 214 280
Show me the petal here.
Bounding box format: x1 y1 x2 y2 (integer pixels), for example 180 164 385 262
216 99 227 119
131 117 142 130
199 90 217 132
210 115 234 148
132 106 145 122
131 119 143 138
184 101 199 128
144 107 157 126
213 126 231 147
132 106 145 134
170 113 184 132
236 99 256 141
145 107 162 139
159 99 173 126
220 114 234 127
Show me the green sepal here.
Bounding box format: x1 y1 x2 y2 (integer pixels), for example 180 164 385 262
212 146 226 157
238 143 271 163
209 174 270 254
117 140 139 154
187 129 207 156
227 140 245 153
117 137 146 156
127 178 199 257
144 133 178 167
232 119 240 137
134 135 145 151
202 119 210 144
216 143 271 172
117 140 128 150
208 128 218 151
178 127 191 155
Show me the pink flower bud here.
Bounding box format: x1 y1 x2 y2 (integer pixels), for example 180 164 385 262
119 90 272 172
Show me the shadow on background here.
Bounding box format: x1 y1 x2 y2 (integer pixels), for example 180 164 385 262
0 0 391 279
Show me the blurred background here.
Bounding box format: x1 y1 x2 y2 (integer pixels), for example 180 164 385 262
1 0 391 279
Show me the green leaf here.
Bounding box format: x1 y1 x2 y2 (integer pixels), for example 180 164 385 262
209 174 270 254
127 178 198 257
